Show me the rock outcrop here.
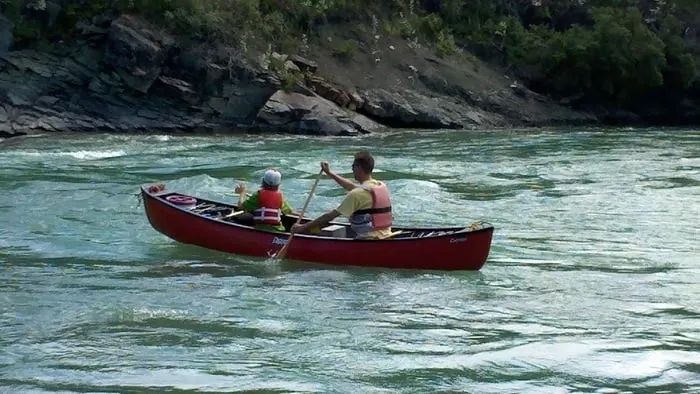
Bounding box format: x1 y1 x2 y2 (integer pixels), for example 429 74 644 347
103 15 175 94
0 13 602 139
0 15 378 137
257 90 380 135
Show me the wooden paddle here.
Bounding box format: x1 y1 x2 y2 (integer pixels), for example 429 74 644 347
274 169 324 260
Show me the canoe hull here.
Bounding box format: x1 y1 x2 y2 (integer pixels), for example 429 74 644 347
141 185 494 271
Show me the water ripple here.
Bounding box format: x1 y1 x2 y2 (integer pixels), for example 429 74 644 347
1 129 698 392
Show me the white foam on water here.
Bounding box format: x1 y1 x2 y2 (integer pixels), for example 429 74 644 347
150 135 171 142
10 149 127 160
66 150 127 160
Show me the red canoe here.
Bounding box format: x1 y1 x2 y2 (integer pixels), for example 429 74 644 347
140 184 495 271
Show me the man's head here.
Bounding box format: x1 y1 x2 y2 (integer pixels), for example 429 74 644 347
352 151 374 181
261 168 282 190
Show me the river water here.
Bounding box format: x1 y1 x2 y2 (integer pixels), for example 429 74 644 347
1 128 698 393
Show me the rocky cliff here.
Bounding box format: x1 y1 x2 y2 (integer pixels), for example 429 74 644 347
0 14 599 139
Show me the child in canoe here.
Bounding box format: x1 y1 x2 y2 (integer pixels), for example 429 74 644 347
233 168 299 232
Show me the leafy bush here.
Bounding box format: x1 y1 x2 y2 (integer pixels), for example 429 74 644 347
501 7 669 105
437 0 699 108
332 39 358 60
436 30 457 58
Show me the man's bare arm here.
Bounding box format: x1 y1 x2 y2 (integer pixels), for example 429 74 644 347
294 210 341 233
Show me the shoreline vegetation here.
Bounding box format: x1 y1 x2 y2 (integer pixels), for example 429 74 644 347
1 0 698 138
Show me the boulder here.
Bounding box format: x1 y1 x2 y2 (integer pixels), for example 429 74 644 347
154 76 197 104
222 81 278 121
288 54 318 73
359 88 467 129
256 90 381 136
103 15 175 93
306 75 353 109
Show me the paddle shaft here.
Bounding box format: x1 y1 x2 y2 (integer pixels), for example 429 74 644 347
275 169 324 260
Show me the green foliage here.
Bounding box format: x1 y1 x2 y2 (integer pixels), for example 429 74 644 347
657 15 698 89
436 30 456 58
416 13 444 39
436 0 700 107
2 0 43 47
332 39 357 61
380 9 458 57
590 7 667 100
266 52 304 92
280 70 303 92
492 6 689 105
161 0 267 44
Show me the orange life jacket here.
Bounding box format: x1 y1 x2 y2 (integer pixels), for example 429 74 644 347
350 182 392 234
253 189 283 225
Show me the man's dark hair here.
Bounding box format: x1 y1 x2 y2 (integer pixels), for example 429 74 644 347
353 151 374 174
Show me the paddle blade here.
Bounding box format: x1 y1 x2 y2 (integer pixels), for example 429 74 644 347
271 234 293 260
274 243 289 260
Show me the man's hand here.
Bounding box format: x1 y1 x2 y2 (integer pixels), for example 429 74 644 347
291 223 307 234
234 183 247 194
321 161 331 176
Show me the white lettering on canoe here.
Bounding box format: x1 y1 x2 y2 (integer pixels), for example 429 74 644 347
449 237 467 244
272 236 288 246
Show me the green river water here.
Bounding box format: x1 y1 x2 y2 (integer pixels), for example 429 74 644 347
0 128 698 393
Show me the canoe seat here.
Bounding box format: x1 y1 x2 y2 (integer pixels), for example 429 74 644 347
222 210 245 220
321 224 347 238
414 230 454 238
191 203 216 213
354 230 404 240
379 230 404 240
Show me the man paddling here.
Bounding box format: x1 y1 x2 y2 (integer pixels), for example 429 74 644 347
291 151 394 240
